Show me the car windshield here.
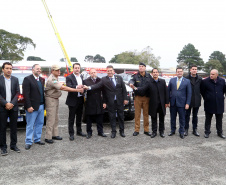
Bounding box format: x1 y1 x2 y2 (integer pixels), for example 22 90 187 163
12 73 31 84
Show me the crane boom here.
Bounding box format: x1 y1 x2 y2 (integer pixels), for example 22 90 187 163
41 0 72 74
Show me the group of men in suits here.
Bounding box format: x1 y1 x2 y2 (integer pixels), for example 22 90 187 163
1 61 226 156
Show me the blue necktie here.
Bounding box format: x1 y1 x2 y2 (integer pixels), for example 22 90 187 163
110 78 115 87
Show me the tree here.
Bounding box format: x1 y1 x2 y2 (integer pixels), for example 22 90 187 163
70 57 78 62
60 58 65 62
0 29 35 63
204 59 223 74
177 43 204 70
27 56 45 61
109 46 160 68
209 51 226 72
84 55 94 62
93 54 106 63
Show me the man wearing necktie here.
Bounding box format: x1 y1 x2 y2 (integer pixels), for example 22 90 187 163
168 67 192 139
84 65 128 138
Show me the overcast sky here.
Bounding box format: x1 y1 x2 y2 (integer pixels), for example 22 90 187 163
1 0 226 67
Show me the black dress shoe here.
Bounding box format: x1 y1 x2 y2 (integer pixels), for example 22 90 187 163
144 132 151 136
204 133 209 138
25 144 31 150
52 136 63 140
86 134 92 139
192 129 200 137
133 132 139 136
120 132 126 137
69 136 74 141
160 132 165 138
10 146 21 153
184 129 188 136
111 132 116 138
77 132 86 137
180 134 185 139
168 131 175 136
1 148 8 156
218 133 226 139
34 141 45 145
98 133 107 137
151 132 157 138
45 139 54 144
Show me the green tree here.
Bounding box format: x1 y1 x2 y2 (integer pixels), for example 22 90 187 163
204 59 223 74
109 46 160 68
84 55 94 62
60 58 65 62
209 51 226 72
0 29 36 63
27 56 45 61
70 57 78 62
93 54 106 63
177 43 204 70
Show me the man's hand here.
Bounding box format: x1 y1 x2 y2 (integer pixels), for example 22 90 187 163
129 84 135 89
124 100 129 105
77 88 84 93
77 84 84 89
83 85 89 90
103 103 106 109
27 107 34 113
185 104 189 110
165 104 169 108
5 103 14 110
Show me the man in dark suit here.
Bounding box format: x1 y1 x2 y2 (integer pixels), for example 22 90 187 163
66 63 86 141
84 65 128 138
132 68 169 138
23 64 45 150
168 67 192 139
83 68 107 139
0 62 20 156
184 65 202 137
201 69 226 139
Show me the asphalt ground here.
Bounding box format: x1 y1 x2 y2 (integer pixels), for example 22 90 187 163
1 91 226 185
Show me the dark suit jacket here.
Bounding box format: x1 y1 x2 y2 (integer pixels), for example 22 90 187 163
22 74 45 111
90 75 127 106
185 74 202 108
168 77 192 107
138 78 169 117
83 77 104 115
65 73 84 107
0 75 20 112
201 76 226 114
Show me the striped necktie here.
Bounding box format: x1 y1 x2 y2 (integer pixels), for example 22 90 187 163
177 78 180 90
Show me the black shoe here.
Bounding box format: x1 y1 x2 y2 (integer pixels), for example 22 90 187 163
52 136 63 140
69 136 74 141
160 132 165 138
111 132 116 138
184 129 188 136
34 141 45 145
98 133 107 137
25 144 31 150
1 148 8 156
77 132 86 137
218 133 226 139
168 131 175 136
120 132 126 137
144 132 151 136
45 139 54 144
192 129 200 137
151 132 157 138
133 132 139 136
10 146 21 153
204 133 209 138
180 133 185 139
86 134 92 139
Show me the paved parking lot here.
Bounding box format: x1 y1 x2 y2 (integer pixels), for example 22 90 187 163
1 91 226 185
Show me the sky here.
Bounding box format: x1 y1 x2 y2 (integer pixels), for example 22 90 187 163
1 0 226 67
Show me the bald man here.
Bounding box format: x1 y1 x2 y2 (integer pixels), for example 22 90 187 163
201 69 226 139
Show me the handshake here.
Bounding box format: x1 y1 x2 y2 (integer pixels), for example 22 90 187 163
76 85 90 90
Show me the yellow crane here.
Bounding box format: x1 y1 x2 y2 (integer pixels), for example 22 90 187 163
41 0 72 75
